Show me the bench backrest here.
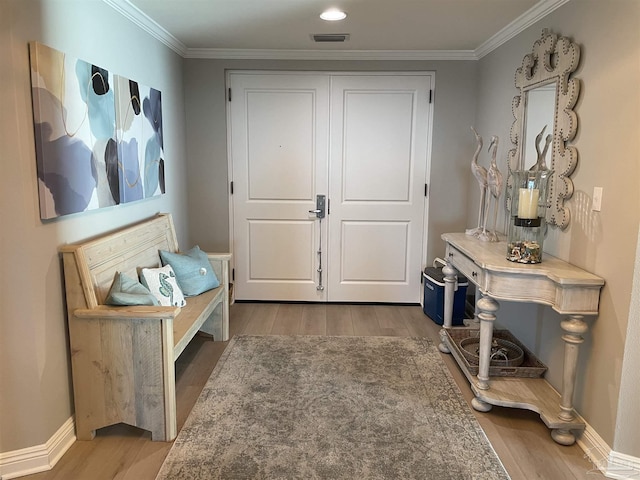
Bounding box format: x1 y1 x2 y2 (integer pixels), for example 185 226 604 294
60 214 179 308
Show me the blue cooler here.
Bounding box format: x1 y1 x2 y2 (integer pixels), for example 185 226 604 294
422 266 468 325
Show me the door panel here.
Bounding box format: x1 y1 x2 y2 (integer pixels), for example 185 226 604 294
247 91 315 200
229 73 329 301
327 75 431 302
340 221 410 282
343 92 414 201
248 220 315 280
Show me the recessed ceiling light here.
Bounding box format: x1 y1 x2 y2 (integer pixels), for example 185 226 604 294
320 9 347 21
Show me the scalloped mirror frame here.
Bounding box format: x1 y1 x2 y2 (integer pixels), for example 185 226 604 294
507 30 581 229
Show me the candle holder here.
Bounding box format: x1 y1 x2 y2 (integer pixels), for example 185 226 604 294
507 170 553 264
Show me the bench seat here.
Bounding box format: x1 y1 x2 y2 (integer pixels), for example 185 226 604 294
60 214 230 441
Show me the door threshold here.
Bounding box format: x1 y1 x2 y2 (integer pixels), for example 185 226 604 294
234 300 420 306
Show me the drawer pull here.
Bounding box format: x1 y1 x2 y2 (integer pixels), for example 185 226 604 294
472 271 478 278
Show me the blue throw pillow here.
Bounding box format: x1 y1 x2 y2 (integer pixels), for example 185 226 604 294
105 272 159 306
159 245 220 296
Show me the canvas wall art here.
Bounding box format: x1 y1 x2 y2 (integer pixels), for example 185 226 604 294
28 42 165 220
114 75 165 204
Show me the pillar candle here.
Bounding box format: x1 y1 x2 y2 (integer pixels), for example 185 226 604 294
518 188 539 219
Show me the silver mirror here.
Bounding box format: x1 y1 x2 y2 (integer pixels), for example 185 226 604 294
522 83 556 169
507 30 581 229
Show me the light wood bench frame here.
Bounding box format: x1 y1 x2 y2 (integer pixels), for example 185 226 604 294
60 213 230 441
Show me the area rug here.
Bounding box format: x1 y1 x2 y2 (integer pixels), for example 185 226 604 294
156 335 510 479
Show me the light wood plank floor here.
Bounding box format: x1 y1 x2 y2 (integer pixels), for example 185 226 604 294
24 303 605 480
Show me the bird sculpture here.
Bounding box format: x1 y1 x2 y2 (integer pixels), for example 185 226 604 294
465 127 488 238
529 125 553 172
481 135 503 242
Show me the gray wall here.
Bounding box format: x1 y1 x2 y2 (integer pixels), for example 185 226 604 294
184 59 478 266
0 0 188 452
473 0 640 454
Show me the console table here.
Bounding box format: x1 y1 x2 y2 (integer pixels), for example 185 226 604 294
439 232 604 445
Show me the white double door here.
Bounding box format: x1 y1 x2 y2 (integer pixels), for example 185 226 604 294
228 71 433 302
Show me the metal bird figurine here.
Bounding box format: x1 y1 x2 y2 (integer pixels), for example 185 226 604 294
481 135 503 242
465 127 488 238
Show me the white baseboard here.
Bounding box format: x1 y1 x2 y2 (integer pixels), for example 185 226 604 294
578 423 640 479
606 451 640 480
0 416 76 479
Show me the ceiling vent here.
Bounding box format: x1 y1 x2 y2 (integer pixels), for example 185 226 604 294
312 34 350 43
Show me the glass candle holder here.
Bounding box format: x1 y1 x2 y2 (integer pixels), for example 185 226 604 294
507 170 553 264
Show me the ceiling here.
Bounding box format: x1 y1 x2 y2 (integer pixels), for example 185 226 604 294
106 0 568 59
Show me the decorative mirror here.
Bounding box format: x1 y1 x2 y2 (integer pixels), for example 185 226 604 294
507 30 581 229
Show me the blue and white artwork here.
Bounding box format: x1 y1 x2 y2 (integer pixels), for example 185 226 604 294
114 76 165 204
28 42 164 220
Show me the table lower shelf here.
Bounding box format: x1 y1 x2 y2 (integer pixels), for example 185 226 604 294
442 327 586 432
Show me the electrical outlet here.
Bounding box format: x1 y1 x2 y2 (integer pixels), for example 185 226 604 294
592 187 603 211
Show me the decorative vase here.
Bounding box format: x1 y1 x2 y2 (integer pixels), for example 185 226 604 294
507 170 553 264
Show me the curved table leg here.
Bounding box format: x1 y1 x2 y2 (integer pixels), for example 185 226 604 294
438 328 451 354
475 295 499 391
548 315 588 446
559 315 587 421
438 262 458 353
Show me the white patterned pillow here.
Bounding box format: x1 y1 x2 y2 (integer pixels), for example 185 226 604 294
140 264 186 307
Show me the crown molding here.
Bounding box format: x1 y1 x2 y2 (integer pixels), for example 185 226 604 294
102 0 188 56
184 48 477 61
475 0 570 58
104 0 567 62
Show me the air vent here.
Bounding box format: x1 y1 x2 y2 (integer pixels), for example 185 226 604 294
312 34 350 43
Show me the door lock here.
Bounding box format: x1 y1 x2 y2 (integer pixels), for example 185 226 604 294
309 194 326 292
309 195 326 218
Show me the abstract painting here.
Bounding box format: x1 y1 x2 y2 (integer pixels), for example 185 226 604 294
114 75 165 204
28 42 165 220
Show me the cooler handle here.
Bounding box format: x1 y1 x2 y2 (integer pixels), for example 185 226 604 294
433 257 447 268
432 257 458 291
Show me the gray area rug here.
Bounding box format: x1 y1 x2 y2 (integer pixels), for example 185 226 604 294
156 335 510 479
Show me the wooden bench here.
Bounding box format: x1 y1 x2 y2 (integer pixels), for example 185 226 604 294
60 213 231 441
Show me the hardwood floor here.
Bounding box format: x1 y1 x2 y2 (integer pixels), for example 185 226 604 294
24 303 604 480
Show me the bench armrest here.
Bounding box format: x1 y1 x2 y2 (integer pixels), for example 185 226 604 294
74 305 181 320
206 252 231 290
206 253 232 262
205 252 231 341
